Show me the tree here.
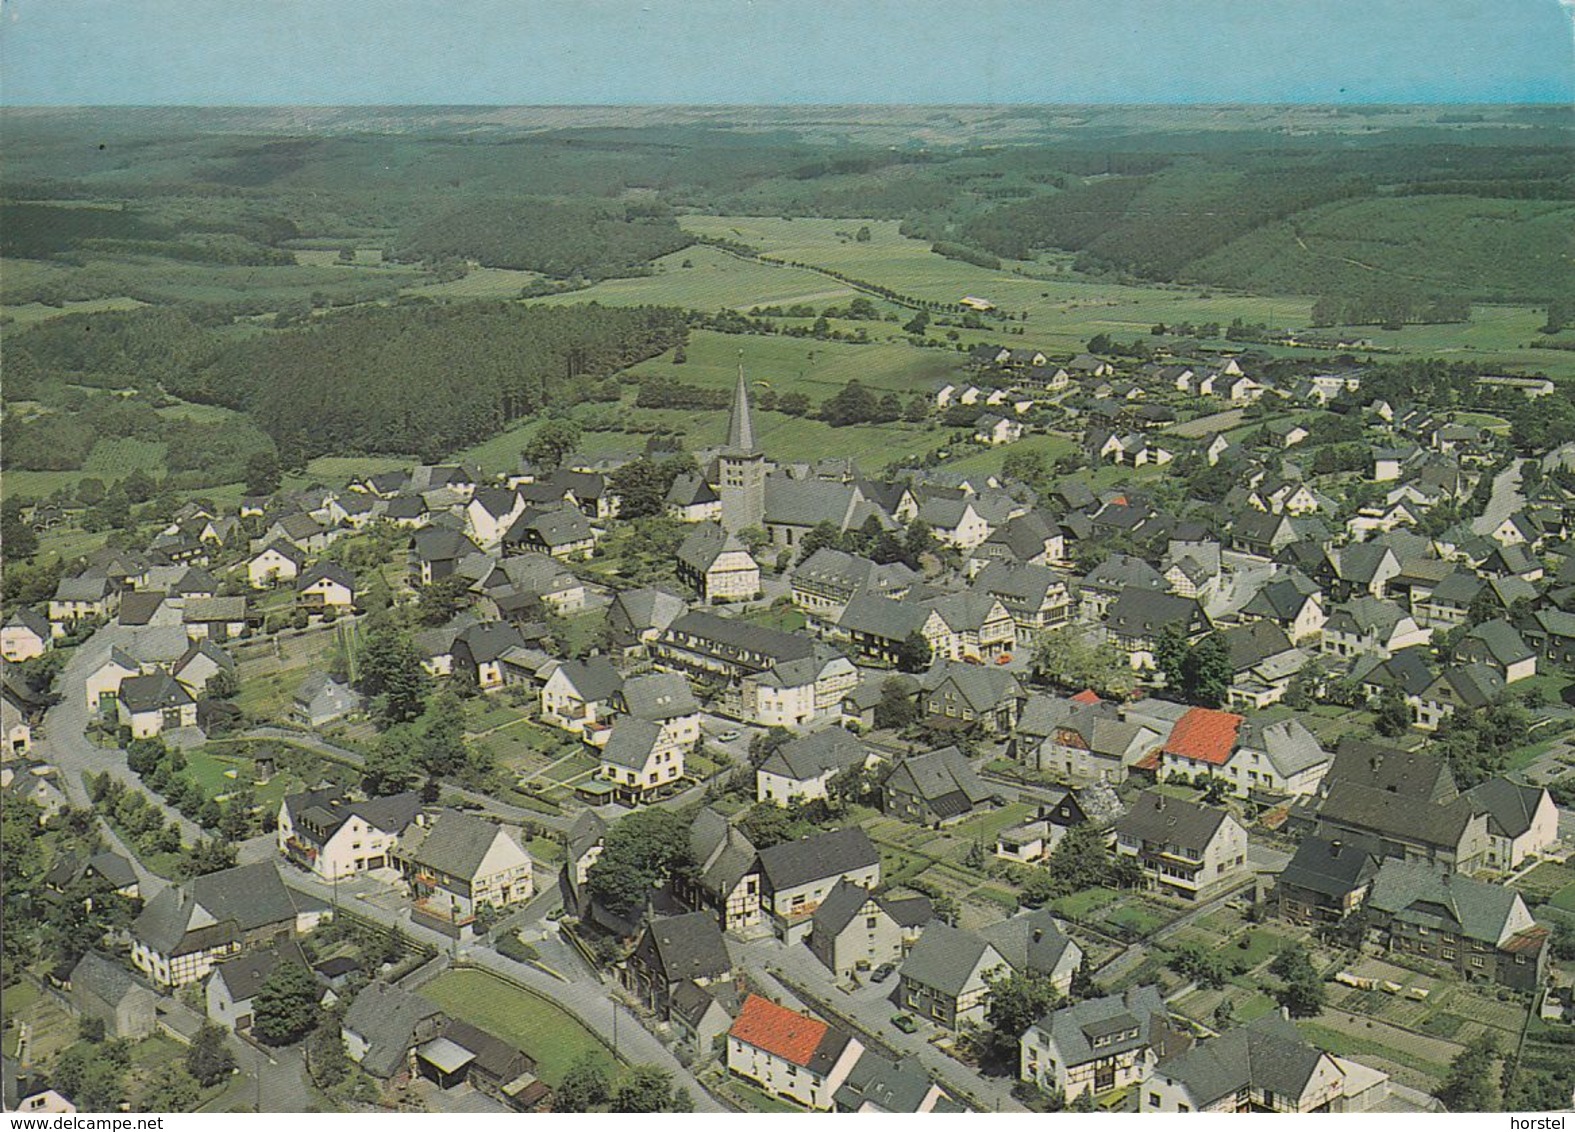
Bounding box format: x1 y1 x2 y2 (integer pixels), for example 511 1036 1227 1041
252 960 320 1045
585 808 694 919
1169 943 1232 990
738 801 804 849
363 724 422 796
855 225 872 243
894 630 932 674
1373 687 1411 737
419 691 470 777
1154 624 1190 691
1439 1034 1500 1112
357 618 428 727
555 1053 612 1112
186 1023 236 1088
0 498 38 561
777 392 811 417
1181 634 1231 708
903 311 930 335
244 450 281 497
1031 628 1136 699
820 380 879 427
306 1014 350 1088
1270 944 1325 1018
609 457 673 520
873 677 919 730
983 968 1066 1070
205 667 239 699
612 1065 690 1112
522 418 583 470
416 575 471 626
180 839 236 879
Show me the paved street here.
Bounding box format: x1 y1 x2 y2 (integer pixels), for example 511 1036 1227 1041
1471 457 1528 536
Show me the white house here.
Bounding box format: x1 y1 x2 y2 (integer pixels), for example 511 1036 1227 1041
276 789 422 881
727 994 865 1111
247 542 304 588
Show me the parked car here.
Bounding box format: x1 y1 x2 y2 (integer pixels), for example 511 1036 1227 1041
716 729 741 742
892 1013 918 1033
871 961 896 983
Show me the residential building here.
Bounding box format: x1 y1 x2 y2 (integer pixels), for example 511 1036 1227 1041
727 994 864 1111
676 522 761 602
1019 985 1182 1103
896 920 1009 1029
1275 836 1382 926
1114 792 1249 902
276 788 422 881
539 655 623 735
881 745 996 827
756 727 877 807
396 810 534 930
1 609 50 662
69 953 158 1040
116 672 197 738
622 911 733 1019
1463 778 1559 872
807 880 930 980
756 826 881 943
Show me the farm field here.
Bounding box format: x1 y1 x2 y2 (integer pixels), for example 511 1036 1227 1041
419 968 617 1089
531 243 862 312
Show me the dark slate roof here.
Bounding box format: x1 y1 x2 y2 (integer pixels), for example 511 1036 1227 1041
212 940 310 1002
1317 782 1477 850
343 982 444 1079
1464 778 1549 841
837 593 930 641
553 655 624 702
759 727 870 782
920 660 1021 714
4 608 51 639
1027 985 1171 1070
82 851 138 890
664 610 816 665
643 911 732 984
833 1050 941 1113
898 920 1001 997
979 910 1079 977
70 952 148 1008
1366 859 1525 945
884 746 993 816
756 826 879 892
296 561 357 592
1155 1014 1328 1108
455 621 528 665
133 862 307 957
1115 792 1229 853
1104 588 1203 637
398 811 519 881
618 671 699 721
117 590 167 626
283 788 423 848
412 527 480 562
118 672 194 713
598 719 663 771
1277 836 1380 900
1082 553 1165 594
690 807 759 902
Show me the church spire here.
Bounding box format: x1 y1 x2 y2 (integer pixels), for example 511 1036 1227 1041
725 356 758 454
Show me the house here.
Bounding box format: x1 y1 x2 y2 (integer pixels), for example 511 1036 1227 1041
1219 621 1310 709
595 719 685 804
896 920 1009 1029
974 412 1024 445
807 879 930 980
182 596 248 642
1103 590 1208 669
980 910 1084 997
1321 597 1429 660
1 609 50 662
670 980 742 1055
882 745 995 827
606 586 689 657
727 994 865 1111
1 677 39 759
396 810 534 931
296 562 357 611
915 497 992 551
1364 860 1548 991
343 982 447 1080
172 639 233 697
972 561 1071 641
539 655 623 735
1018 985 1182 1103
995 785 1127 863
756 727 878 807
756 826 881 943
205 940 315 1031
1275 836 1382 926
452 621 528 690
676 522 761 603
791 547 917 622
833 1050 955 1113
683 808 763 933
1020 696 1160 785
613 670 701 749
465 487 526 549
131 861 329 988
1410 662 1505 731
247 542 305 588
1157 706 1245 785
1313 780 1489 875
918 660 1022 734
1464 779 1559 872
1146 1015 1377 1113
1240 577 1325 644
410 528 481 585
3 1059 76 1115
502 505 596 561
69 953 158 1040
276 788 422 881
1455 620 1537 685
1114 792 1249 902
1222 716 1332 799
116 672 197 738
622 911 732 1019
292 673 362 727
665 473 722 523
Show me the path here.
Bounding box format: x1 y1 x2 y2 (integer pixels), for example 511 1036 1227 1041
1472 458 1528 536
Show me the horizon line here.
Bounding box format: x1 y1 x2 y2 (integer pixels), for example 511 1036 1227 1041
6 99 1572 110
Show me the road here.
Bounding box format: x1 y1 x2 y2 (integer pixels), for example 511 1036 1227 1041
733 932 1028 1113
1471 457 1527 536
282 867 724 1111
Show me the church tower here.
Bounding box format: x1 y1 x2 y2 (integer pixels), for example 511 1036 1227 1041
718 362 766 533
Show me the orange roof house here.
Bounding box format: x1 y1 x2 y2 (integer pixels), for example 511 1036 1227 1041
730 994 830 1066
1162 707 1244 766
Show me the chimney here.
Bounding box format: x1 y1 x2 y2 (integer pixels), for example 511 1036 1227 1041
1032 928 1044 943
1154 796 1166 812
1330 840 1342 858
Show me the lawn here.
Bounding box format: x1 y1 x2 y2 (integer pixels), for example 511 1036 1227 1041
419 968 617 1089
739 605 807 634
1512 860 1575 904
948 801 1037 845
1050 887 1122 921
942 433 1076 476
728 1079 805 1113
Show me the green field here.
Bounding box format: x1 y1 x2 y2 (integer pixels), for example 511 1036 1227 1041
419 968 617 1088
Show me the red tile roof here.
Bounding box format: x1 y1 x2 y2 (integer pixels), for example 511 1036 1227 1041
1071 689 1102 706
730 994 828 1067
1132 748 1162 772
1162 707 1244 766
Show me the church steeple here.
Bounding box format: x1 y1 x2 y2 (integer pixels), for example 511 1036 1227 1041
725 359 758 454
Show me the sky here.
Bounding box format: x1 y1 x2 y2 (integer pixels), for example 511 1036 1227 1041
2 0 1572 106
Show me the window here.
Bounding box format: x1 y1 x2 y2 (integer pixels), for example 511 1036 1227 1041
1471 957 1486 969
1149 1093 1162 1108
866 916 879 929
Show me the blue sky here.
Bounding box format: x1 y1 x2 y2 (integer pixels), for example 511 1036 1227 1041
3 0 1571 105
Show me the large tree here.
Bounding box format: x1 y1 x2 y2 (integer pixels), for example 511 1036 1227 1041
523 418 583 470
611 1065 692 1113
357 617 428 727
585 808 694 919
251 961 320 1046
186 1023 237 1087
554 1053 612 1112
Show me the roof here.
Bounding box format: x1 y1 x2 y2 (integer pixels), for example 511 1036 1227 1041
184 596 247 623
82 851 139 890
1277 836 1380 899
1155 1014 1329 1108
1162 707 1244 766
1104 588 1203 638
1235 717 1331 779
132 862 309 957
899 920 1003 997
212 940 310 1002
833 1050 941 1113
980 910 1079 977
883 746 993 817
1317 782 1477 850
598 719 663 771
398 811 521 882
1027 985 1171 1070
70 952 150 1008
760 728 870 783
118 672 195 714
920 659 1021 713
618 671 699 722
642 911 732 984
297 562 357 592
756 826 879 892
677 521 752 573
1115 792 1230 852
552 655 624 702
117 590 167 626
282 788 422 848
1464 778 1550 841
729 994 852 1073
343 982 445 1079
1366 859 1525 945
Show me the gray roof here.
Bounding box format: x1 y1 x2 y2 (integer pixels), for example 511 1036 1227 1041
82 851 139 890
756 826 879 892
764 477 872 530
283 788 423 848
884 746 993 816
899 920 1004 997
118 672 194 713
553 655 624 703
297 562 357 592
1026 985 1170 1070
1277 836 1380 900
1082 553 1165 594
117 590 167 626
759 727 870 782
618 671 699 722
664 610 816 666
920 660 1021 713
609 587 689 636
642 911 732 983
724 366 758 453
837 593 930 641
1155 1014 1329 1108
1458 619 1534 668
70 952 149 1009
1465 778 1550 841
677 521 749 573
53 573 114 602
184 596 247 623
833 1050 941 1113
690 808 759 901
598 719 664 771
1366 859 1525 945
1115 792 1229 853
1104 588 1203 638
211 940 310 1003
979 910 1080 978
133 862 308 957
344 982 444 1079
1317 782 1477 850
398 811 521 882
1235 717 1330 779
1325 596 1406 637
